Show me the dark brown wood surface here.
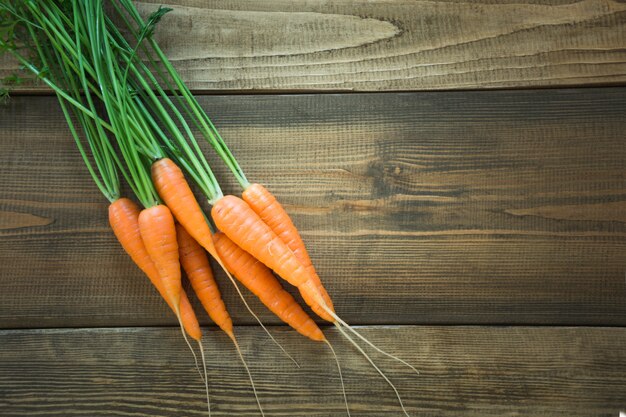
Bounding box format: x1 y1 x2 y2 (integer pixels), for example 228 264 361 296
2 0 626 93
1 88 624 329
1 3 625 413
1 326 625 416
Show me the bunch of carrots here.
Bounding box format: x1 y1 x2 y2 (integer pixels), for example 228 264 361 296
0 1 417 415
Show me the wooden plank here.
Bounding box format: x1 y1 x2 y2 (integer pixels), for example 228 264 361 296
0 88 625 329
0 325 624 416
2 0 626 93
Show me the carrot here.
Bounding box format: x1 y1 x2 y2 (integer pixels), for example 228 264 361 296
243 185 418 361
177 224 232 334
153 157 299 367
213 231 324 342
137 204 181 311
135 203 214 413
213 231 350 415
211 196 318 299
242 185 418 380
151 158 220 262
177 224 265 417
109 198 201 340
109 197 208 396
242 183 335 322
212 194 415 417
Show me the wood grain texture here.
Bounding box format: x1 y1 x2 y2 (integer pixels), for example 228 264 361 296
0 89 625 329
2 0 626 93
0 326 625 416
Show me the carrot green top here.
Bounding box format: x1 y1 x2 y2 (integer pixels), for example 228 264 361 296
104 0 228 204
2 0 243 207
110 0 251 192
0 1 121 203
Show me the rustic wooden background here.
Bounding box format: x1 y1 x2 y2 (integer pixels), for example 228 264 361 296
1 1 625 416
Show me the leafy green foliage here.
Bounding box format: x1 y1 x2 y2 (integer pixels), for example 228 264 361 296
141 6 172 40
0 0 237 204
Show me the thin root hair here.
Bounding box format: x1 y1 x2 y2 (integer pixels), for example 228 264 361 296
217 260 300 368
330 313 419 376
197 340 211 416
229 332 265 417
335 324 411 417
177 316 204 382
324 338 351 417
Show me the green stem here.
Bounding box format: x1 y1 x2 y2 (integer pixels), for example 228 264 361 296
15 2 120 201
110 1 230 199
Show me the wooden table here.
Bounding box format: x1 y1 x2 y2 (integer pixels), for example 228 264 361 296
1 1 625 416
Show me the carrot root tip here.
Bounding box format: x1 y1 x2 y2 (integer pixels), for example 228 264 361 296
230 334 265 417
335 323 411 417
197 340 211 416
325 339 351 417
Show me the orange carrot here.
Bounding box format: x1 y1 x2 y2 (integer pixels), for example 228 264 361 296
108 198 200 340
176 224 265 416
211 195 323 309
213 230 349 415
242 183 335 322
151 158 221 263
135 203 211 412
137 204 181 312
176 224 232 335
153 157 299 367
212 195 414 417
242 185 417 370
213 231 324 342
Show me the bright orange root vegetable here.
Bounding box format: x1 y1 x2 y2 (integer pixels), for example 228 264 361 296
213 231 325 342
135 203 210 413
108 198 201 340
151 158 221 264
242 183 335 322
213 194 414 417
177 224 266 416
138 204 182 311
176 224 233 335
211 195 325 311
